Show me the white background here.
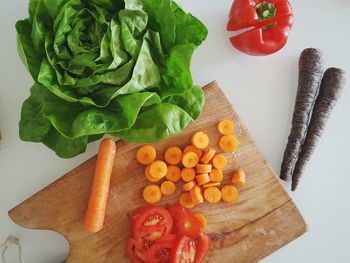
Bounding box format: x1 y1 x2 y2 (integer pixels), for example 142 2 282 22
1 0 349 262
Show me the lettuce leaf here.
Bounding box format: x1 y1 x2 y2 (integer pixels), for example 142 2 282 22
17 0 208 158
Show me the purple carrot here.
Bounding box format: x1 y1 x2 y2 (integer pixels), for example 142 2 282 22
280 48 325 181
291 68 345 191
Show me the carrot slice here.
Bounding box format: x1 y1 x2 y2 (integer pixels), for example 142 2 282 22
196 164 212 174
136 145 156 165
145 165 162 182
212 154 227 169
204 187 222 203
191 131 209 149
183 145 203 159
203 182 221 188
221 185 238 203
164 147 182 165
196 173 211 186
179 192 195 209
209 169 223 182
200 147 216 164
160 181 176 196
190 185 204 204
232 168 246 186
182 181 196 191
219 134 239 153
182 151 199 168
181 167 196 182
218 119 234 135
84 139 116 233
194 213 207 231
166 165 181 182
143 185 162 204
149 160 168 179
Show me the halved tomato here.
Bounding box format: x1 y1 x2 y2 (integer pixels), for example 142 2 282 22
132 206 173 241
127 238 147 263
167 205 201 239
170 236 196 263
194 234 212 263
146 234 177 263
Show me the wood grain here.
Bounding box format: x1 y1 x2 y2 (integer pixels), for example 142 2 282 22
8 81 307 262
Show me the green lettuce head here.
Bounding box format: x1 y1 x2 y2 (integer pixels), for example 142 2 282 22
16 0 208 158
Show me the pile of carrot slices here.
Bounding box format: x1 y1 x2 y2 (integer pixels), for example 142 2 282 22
136 119 246 208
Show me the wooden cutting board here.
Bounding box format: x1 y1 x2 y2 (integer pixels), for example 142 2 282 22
9 81 307 262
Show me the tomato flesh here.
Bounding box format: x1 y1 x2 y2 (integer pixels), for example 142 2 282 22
194 234 212 263
146 234 176 263
128 206 212 263
127 238 147 263
132 206 173 240
170 236 196 263
168 205 201 239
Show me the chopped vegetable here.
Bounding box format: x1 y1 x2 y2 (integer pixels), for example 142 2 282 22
189 185 204 204
200 147 216 164
179 192 195 209
161 181 176 196
203 182 221 188
183 145 203 159
219 134 239 152
182 181 196 192
181 168 196 182
191 131 209 149
168 205 201 239
227 0 293 56
280 48 324 181
218 119 234 135
129 206 174 262
137 145 157 165
128 205 212 263
149 161 168 179
209 169 223 182
146 234 176 263
194 214 207 231
194 234 213 263
196 173 211 186
145 165 162 183
17 0 208 158
196 164 212 174
127 238 147 263
165 147 183 165
143 185 162 204
221 185 238 203
170 236 196 263
84 138 116 233
232 168 246 186
291 68 345 191
204 187 222 203
166 165 182 182
132 206 173 241
182 152 199 168
212 154 227 169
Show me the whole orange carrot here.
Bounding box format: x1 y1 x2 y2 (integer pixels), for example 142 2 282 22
84 138 116 233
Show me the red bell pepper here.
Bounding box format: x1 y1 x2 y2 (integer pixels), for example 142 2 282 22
227 0 293 56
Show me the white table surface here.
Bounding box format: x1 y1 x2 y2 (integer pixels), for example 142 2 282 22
1 0 349 262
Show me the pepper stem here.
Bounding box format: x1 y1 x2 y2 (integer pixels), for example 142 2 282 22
256 2 276 20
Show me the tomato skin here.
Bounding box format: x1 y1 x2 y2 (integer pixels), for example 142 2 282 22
194 234 213 263
127 238 147 263
229 14 293 56
132 206 173 240
227 0 293 31
167 205 201 239
146 234 177 263
227 0 293 56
